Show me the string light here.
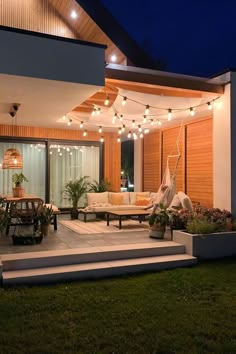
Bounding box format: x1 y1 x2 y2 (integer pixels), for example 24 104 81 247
122 124 126 132
119 114 123 122
132 120 135 127
83 130 87 137
145 105 150 115
158 120 162 126
122 97 127 106
127 131 132 138
189 107 195 116
168 109 172 121
133 133 137 140
150 119 154 126
208 102 212 110
100 136 104 143
143 115 147 123
96 107 101 115
117 136 121 143
118 127 122 135
104 96 110 106
98 126 102 133
138 125 142 132
67 119 72 126
144 128 149 134
91 107 96 116
80 121 83 128
140 132 144 138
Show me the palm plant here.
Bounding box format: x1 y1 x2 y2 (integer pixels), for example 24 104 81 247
88 179 111 193
64 176 89 219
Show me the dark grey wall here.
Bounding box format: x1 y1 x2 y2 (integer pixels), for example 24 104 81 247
0 28 105 86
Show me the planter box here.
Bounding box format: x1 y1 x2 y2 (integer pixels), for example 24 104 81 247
173 230 236 259
12 234 43 245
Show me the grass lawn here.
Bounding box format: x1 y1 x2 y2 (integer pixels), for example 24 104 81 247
0 258 235 354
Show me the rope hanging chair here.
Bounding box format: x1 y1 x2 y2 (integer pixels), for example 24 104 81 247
151 121 183 212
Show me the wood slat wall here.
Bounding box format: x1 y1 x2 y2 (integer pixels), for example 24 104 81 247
186 119 213 207
0 124 121 192
0 0 77 39
143 131 161 191
143 116 213 206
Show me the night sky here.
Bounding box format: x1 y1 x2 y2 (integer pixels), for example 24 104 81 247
100 0 236 77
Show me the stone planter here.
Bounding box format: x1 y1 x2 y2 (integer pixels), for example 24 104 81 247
173 230 236 259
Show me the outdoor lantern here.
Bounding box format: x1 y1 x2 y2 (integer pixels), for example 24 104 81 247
2 148 23 169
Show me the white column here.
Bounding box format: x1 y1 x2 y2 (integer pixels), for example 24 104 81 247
213 71 236 214
134 139 143 191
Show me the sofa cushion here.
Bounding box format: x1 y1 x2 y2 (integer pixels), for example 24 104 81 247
135 195 151 206
178 191 193 211
130 192 150 205
87 205 148 212
87 192 109 205
110 193 124 205
109 192 130 205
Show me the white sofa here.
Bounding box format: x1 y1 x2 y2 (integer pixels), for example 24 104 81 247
81 191 152 212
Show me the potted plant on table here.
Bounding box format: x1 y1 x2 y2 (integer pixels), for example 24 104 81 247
37 205 54 236
12 172 28 197
64 176 90 219
149 203 170 239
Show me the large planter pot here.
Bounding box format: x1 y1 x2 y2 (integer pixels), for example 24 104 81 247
71 208 79 220
173 230 236 259
12 187 24 198
149 223 166 239
40 223 50 236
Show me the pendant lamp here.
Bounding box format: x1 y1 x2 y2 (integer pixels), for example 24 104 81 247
2 148 23 169
2 103 23 169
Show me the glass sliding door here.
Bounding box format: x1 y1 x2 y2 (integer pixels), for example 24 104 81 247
49 143 100 208
0 142 46 200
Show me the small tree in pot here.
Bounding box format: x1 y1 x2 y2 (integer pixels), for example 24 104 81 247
12 172 28 197
64 176 89 219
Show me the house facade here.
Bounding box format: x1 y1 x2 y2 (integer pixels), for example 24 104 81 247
0 0 234 214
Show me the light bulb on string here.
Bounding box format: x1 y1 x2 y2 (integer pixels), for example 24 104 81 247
83 130 87 137
189 107 195 116
100 136 104 143
168 109 172 121
207 102 212 110
98 126 102 133
144 128 149 134
133 133 137 140
138 125 142 132
104 96 110 106
122 124 125 132
145 105 150 115
119 114 123 122
140 133 144 139
150 119 154 126
122 97 127 106
67 119 72 126
91 107 96 116
158 120 162 126
118 127 122 135
80 121 83 128
132 120 135 127
117 136 121 143
143 115 147 123
127 131 132 138
96 107 101 115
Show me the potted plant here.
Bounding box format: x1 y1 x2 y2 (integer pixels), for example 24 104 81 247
64 176 90 219
88 178 111 193
149 203 169 239
0 198 9 234
12 172 28 197
37 205 54 236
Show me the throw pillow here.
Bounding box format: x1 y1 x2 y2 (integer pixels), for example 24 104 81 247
130 192 150 205
110 193 123 205
87 192 109 205
135 196 150 206
178 191 193 211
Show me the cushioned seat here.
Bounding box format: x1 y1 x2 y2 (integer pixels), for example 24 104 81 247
44 204 60 230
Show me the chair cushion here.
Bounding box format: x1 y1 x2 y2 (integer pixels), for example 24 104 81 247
177 191 193 211
109 192 130 205
44 204 60 214
110 194 124 205
135 196 151 206
130 192 150 205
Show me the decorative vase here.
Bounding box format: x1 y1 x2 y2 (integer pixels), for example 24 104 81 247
40 223 50 236
149 223 166 239
12 187 24 198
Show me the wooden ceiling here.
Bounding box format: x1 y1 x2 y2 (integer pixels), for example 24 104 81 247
48 0 127 64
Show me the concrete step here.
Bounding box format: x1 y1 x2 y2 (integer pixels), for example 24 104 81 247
2 254 197 286
1 242 185 271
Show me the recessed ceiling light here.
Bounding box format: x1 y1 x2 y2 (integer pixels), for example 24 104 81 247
110 55 117 62
71 10 77 19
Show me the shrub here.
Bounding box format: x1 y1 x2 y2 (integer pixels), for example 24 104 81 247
186 219 218 234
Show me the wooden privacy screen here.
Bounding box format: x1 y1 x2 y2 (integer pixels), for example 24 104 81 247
143 131 161 191
186 119 213 207
143 116 213 207
0 124 121 192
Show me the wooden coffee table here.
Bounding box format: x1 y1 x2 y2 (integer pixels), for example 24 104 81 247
106 210 150 229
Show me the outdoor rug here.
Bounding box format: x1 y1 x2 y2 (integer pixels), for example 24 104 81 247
59 219 149 234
